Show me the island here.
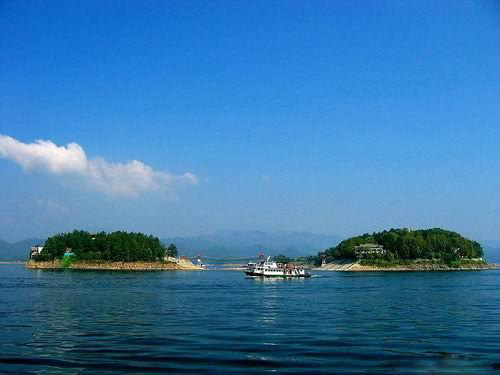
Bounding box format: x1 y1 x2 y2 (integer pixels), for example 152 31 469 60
26 230 203 271
315 228 495 271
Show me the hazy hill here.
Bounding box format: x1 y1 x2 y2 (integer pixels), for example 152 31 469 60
0 238 45 261
480 240 500 263
483 247 500 263
162 230 341 258
5 232 497 262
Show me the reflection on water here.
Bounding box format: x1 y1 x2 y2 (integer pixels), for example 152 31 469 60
248 275 307 283
1 266 500 374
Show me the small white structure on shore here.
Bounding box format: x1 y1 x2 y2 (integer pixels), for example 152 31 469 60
196 254 205 267
354 244 386 258
320 254 327 266
29 245 44 259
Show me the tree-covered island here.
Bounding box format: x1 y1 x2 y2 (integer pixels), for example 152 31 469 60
27 230 198 270
318 228 488 270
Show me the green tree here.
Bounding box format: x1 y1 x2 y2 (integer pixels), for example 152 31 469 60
34 230 169 262
166 244 178 258
273 254 292 263
319 228 483 262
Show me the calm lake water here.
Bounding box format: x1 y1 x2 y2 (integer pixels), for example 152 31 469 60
1 265 499 374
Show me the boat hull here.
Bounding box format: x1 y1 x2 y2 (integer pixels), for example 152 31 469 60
245 271 311 278
245 256 311 278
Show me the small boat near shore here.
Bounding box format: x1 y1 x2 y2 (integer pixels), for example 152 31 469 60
245 255 311 278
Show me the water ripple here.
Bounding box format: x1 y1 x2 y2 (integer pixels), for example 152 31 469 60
1 265 499 374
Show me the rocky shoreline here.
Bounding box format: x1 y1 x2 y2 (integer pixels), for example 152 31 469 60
25 260 204 271
346 262 496 272
316 260 497 272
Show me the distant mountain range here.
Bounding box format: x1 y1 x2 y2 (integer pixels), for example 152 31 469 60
483 247 500 263
1 231 499 262
0 238 45 261
161 230 341 258
0 231 339 261
479 240 500 263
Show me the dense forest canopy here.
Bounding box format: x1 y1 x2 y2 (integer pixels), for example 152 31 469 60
323 228 483 261
273 254 293 263
34 230 167 262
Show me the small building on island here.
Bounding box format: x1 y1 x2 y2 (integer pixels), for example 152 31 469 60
63 247 74 257
354 243 386 258
29 245 44 259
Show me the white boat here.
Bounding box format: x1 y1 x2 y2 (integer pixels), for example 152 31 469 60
245 256 311 278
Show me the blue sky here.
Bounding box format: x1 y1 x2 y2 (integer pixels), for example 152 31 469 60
1 1 499 242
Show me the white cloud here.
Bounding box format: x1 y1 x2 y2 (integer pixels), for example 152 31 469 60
86 158 198 197
36 198 70 214
0 135 198 197
0 135 87 173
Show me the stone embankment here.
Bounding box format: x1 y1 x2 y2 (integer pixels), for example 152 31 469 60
347 262 495 272
314 260 497 272
314 259 357 271
25 260 204 271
